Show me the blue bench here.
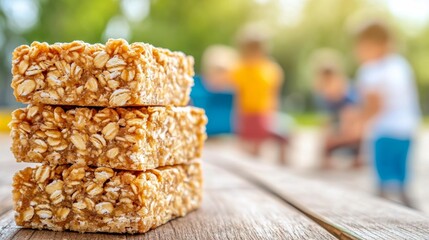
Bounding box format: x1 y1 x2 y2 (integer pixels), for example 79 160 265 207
190 76 234 136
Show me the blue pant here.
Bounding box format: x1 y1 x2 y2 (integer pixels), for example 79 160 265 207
373 136 412 187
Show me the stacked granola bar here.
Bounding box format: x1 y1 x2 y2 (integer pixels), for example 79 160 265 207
9 39 207 233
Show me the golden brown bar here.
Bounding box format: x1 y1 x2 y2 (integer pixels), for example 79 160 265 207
13 161 202 233
10 105 207 170
11 39 194 106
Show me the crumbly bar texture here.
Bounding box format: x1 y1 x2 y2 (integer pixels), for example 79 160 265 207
11 39 194 107
10 105 207 170
13 161 203 233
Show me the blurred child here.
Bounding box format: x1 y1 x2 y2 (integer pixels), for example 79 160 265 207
311 49 363 169
229 26 289 164
201 45 238 91
354 21 421 207
190 45 238 136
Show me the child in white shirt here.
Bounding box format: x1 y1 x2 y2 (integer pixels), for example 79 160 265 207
355 21 420 208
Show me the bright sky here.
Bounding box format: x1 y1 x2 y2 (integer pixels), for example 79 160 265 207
382 0 429 23
2 0 429 35
380 0 429 32
260 0 429 33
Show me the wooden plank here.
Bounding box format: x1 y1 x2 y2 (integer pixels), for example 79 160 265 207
0 211 126 240
203 162 252 190
139 189 335 239
0 163 334 240
0 186 12 216
207 153 429 240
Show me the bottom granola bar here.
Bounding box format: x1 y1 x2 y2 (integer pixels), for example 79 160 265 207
13 161 202 233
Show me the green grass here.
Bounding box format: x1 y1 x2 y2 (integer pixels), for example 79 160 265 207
422 116 429 126
292 113 429 127
1 110 429 133
0 111 325 132
291 113 327 127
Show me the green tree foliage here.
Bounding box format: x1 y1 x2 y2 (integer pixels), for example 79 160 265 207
27 0 120 43
0 0 255 105
1 0 429 113
131 0 253 70
271 0 386 110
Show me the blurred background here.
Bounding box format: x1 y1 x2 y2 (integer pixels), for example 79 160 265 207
1 0 429 212
1 0 429 111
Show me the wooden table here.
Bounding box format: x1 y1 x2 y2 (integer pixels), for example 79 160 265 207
1 150 429 239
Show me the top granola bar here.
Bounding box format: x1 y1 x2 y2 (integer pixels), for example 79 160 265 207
11 39 194 107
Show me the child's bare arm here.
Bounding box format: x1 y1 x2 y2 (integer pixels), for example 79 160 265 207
362 90 382 124
339 105 364 142
273 63 284 111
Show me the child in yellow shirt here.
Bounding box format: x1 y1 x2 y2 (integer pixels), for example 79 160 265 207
230 31 288 164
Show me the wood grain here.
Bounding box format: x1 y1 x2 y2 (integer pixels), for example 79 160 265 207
0 186 12 216
208 153 429 240
0 163 334 240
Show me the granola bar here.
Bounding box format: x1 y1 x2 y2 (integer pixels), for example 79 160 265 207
13 161 202 233
11 39 194 106
10 105 207 170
